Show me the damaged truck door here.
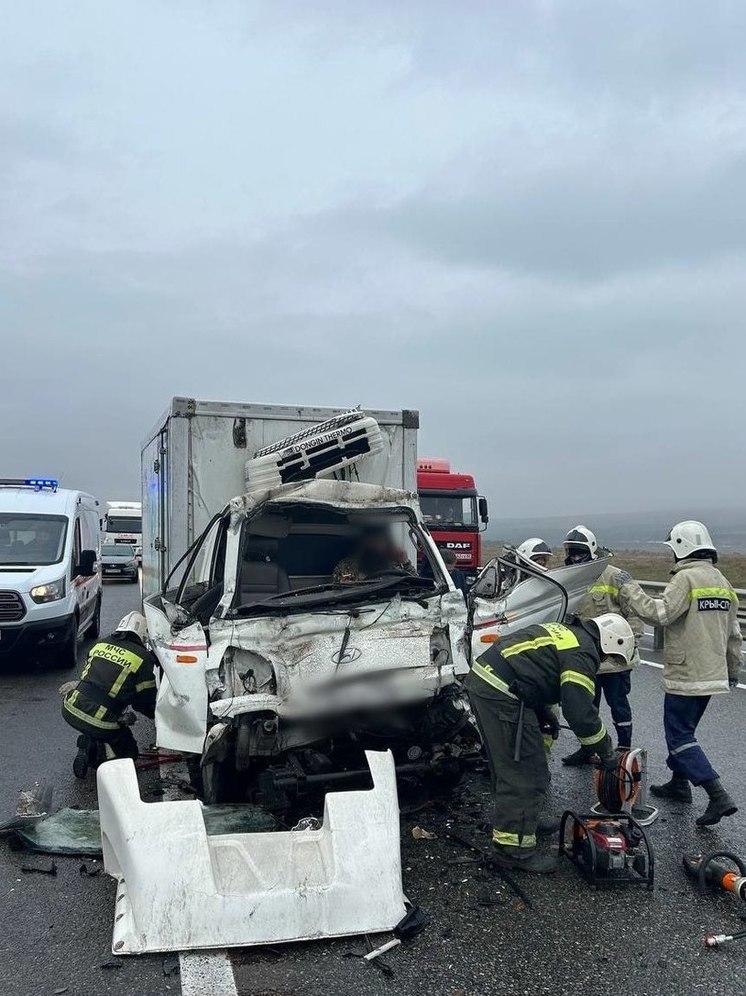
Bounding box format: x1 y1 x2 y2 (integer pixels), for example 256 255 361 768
143 511 228 754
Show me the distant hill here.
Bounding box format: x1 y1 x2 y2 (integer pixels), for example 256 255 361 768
487 507 746 553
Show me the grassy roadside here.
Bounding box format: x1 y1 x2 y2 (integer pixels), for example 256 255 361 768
483 542 746 589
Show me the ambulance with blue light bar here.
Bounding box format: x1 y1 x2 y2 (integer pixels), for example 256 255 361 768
0 479 102 667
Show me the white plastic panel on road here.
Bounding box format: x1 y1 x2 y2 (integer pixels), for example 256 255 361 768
98 749 407 955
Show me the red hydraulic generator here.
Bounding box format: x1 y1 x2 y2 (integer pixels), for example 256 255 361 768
559 749 657 890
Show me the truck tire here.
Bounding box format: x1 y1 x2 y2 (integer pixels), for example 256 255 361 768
85 595 102 638
54 616 79 670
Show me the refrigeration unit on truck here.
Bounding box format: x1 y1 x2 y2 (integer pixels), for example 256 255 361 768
0 479 101 667
417 458 489 582
103 501 142 563
140 398 419 599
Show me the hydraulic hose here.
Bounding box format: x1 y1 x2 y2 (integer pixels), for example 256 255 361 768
595 760 636 814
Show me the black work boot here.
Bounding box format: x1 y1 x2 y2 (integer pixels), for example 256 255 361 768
72 735 90 779
697 779 738 827
562 748 593 767
650 774 692 802
493 845 557 874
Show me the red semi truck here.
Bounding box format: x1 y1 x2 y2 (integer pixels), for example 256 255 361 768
417 458 489 582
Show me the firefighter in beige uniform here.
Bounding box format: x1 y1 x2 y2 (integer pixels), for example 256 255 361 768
561 525 644 764
614 521 741 827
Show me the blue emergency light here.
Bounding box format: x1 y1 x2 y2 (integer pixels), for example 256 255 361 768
26 478 59 492
0 477 59 492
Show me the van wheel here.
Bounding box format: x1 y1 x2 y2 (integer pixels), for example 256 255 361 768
86 595 102 638
55 617 79 670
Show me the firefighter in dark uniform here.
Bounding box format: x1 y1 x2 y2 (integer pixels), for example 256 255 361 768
62 612 157 777
464 612 635 873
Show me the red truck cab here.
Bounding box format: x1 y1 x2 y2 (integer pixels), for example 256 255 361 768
416 458 489 583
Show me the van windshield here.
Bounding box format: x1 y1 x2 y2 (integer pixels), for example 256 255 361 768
0 514 68 566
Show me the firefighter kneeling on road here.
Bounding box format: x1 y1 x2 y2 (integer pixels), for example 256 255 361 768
464 613 635 874
61 612 157 777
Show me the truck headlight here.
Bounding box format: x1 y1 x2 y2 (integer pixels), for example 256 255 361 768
30 577 66 603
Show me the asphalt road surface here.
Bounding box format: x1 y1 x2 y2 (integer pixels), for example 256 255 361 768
2 589 746 996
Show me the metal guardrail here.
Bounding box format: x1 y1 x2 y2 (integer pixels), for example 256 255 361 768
637 579 746 648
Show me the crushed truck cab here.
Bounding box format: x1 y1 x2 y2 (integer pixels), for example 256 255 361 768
144 478 471 800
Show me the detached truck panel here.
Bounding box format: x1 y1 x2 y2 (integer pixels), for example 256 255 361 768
141 398 419 598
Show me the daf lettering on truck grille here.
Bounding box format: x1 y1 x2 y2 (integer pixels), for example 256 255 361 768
445 541 471 550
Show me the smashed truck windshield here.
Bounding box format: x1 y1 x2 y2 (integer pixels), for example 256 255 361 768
232 505 441 614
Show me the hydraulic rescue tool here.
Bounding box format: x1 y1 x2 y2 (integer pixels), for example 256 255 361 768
559 749 655 889
682 851 746 948
559 811 654 890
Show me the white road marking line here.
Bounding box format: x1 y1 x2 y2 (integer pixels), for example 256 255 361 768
641 658 746 689
179 950 238 996
157 756 238 996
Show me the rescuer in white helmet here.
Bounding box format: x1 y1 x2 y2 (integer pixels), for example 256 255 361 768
561 525 644 766
613 521 741 827
563 525 598 565
465 612 635 874
516 538 553 571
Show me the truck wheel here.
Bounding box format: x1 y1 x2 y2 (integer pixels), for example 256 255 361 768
85 596 102 638
54 617 79 670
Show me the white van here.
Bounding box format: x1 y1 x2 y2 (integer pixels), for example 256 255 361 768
0 479 102 668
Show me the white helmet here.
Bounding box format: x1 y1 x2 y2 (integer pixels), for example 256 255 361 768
588 613 635 664
115 611 148 644
564 525 598 562
516 538 552 569
665 520 716 561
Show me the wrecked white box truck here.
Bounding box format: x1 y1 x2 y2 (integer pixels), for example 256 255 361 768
139 400 473 808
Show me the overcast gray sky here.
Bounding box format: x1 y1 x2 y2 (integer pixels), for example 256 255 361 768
2 0 745 518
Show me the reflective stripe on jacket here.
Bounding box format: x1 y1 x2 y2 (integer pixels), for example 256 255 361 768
470 621 611 753
62 636 157 728
621 560 741 696
575 563 644 674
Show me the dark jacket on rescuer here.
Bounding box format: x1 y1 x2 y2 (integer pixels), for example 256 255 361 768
62 636 157 736
464 620 613 854
468 620 613 757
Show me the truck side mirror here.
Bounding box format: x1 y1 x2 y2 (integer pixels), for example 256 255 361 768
77 549 97 577
478 496 489 524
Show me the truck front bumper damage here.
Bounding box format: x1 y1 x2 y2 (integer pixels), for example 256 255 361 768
98 749 407 954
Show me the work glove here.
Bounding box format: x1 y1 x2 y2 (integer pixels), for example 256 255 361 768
611 570 633 588
538 709 560 741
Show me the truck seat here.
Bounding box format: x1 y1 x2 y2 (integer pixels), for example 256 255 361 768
240 539 290 599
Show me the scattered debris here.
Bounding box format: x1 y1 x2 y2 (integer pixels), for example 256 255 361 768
100 961 122 971
53 988 69 995
21 860 56 876
412 825 437 841
364 938 401 961
394 906 430 941
79 862 101 877
2 801 277 857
